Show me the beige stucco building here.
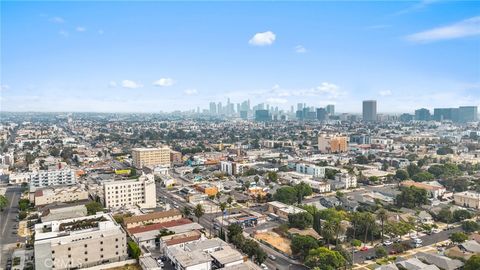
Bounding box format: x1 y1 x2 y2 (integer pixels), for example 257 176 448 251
454 191 480 209
132 147 171 168
32 185 89 206
123 209 182 229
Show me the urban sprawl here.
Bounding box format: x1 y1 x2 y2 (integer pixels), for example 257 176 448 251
1 100 480 270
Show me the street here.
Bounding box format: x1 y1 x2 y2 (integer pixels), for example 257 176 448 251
353 226 463 263
0 186 23 269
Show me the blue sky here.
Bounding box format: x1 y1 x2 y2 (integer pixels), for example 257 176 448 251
1 0 479 113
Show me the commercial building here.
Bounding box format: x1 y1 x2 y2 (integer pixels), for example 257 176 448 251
434 108 459 122
32 185 89 206
34 213 127 270
123 209 182 229
170 151 183 165
350 134 371 145
103 174 156 209
254 110 271 122
29 169 76 188
326 104 335 116
415 108 431 121
132 147 171 169
316 108 328 121
318 134 348 153
267 201 307 220
363 100 377 121
454 191 480 209
459 106 478 123
295 163 326 178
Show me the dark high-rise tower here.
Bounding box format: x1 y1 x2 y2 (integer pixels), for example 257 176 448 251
362 100 377 121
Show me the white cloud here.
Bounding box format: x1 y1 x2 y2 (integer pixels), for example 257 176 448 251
406 16 480 43
98 29 104 35
59 30 69 37
294 45 307 53
121 80 143 89
0 84 10 92
76 26 87 32
108 81 117 88
307 82 343 98
249 31 276 46
184 89 198 95
395 0 439 15
266 97 288 104
49 16 65 23
379 90 392 96
153 78 175 87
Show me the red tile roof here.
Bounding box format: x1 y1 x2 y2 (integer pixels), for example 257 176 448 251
128 218 192 234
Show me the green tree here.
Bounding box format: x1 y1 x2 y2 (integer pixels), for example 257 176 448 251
273 186 298 204
288 212 314 229
304 247 346 270
453 209 473 222
0 195 8 211
267 171 278 182
227 223 243 242
192 167 200 174
294 182 313 204
437 207 453 223
406 164 421 178
181 206 192 218
321 220 336 246
254 248 267 264
375 247 388 258
412 172 434 182
127 241 141 259
227 196 233 205
464 255 480 270
194 203 205 223
462 221 480 233
18 199 31 211
85 201 104 215
450 232 468 243
395 169 409 180
396 186 428 208
291 235 319 260
351 239 362 247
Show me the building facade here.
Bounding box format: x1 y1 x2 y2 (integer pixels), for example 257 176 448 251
295 163 326 178
33 185 89 206
103 174 156 209
34 213 127 270
30 169 76 188
132 147 171 169
454 191 480 209
318 134 348 153
362 100 377 121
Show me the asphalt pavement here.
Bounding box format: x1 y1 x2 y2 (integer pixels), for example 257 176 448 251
353 226 463 263
0 186 23 269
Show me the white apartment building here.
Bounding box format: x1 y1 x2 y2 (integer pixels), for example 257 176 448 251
29 169 76 188
335 173 357 189
220 161 254 176
132 147 171 168
34 213 127 270
32 185 89 206
296 163 326 178
103 174 156 209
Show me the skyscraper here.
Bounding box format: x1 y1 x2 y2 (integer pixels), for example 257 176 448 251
362 100 377 121
209 102 217 114
255 110 271 122
459 106 478 123
316 108 327 121
326 104 335 116
414 108 430 121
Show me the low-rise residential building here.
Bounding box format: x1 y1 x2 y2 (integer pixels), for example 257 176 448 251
295 163 326 178
32 185 89 206
318 134 348 153
401 180 446 198
267 201 307 220
334 173 357 189
30 169 77 188
453 191 480 209
34 213 127 270
103 174 156 209
123 209 182 229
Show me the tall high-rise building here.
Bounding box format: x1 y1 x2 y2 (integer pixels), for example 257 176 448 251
415 108 430 121
255 110 271 122
316 108 327 121
434 108 459 122
217 102 222 115
297 103 303 111
362 100 377 121
459 106 478 123
326 104 335 116
209 102 217 114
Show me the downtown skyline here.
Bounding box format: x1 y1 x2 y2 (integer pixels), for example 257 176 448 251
1 1 480 113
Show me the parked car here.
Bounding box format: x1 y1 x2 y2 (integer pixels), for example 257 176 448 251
383 240 393 246
261 263 269 270
360 246 369 251
268 254 276 260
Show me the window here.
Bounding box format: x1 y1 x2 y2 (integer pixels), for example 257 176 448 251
84 244 88 248
100 241 103 244
68 255 71 258
116 252 118 255
52 251 55 254
85 258 88 262
100 248 103 251
84 251 88 255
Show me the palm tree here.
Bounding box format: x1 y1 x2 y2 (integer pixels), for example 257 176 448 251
377 208 388 243
219 202 227 235
181 206 192 218
194 204 205 224
322 220 336 248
